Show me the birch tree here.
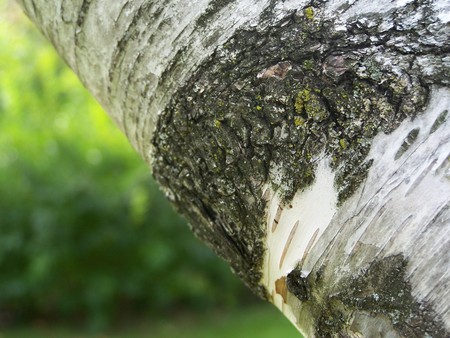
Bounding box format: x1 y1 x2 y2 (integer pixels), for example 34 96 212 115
16 0 450 336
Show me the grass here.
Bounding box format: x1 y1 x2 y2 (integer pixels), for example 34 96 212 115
0 305 300 338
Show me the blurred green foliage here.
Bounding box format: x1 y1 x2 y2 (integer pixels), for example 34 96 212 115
1 306 300 338
0 1 253 330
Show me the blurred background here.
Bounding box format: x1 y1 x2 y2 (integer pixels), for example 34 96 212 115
0 1 298 337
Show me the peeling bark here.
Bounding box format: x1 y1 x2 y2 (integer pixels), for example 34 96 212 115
17 0 450 336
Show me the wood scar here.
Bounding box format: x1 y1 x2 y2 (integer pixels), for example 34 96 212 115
300 227 320 266
275 276 288 303
279 220 299 269
271 204 283 233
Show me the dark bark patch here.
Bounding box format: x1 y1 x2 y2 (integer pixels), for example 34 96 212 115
395 128 420 160
195 0 235 28
151 3 448 295
75 0 91 33
286 269 310 302
288 255 448 337
429 109 448 134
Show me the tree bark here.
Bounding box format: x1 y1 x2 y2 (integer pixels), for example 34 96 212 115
17 0 450 336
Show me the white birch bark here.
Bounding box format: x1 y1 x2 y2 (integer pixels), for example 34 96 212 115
17 0 450 336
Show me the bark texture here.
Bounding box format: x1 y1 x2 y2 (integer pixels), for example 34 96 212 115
17 0 450 336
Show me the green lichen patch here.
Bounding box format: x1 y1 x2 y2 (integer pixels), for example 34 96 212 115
294 116 306 127
339 138 348 150
304 7 315 20
294 88 309 113
294 87 328 122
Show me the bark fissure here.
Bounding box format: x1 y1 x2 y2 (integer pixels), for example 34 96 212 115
75 0 91 32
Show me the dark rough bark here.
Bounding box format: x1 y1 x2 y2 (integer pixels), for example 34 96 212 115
152 0 447 290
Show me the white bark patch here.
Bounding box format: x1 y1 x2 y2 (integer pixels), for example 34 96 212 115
262 158 337 330
324 0 415 18
434 0 450 23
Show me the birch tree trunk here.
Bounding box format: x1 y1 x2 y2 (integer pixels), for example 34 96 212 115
17 0 450 336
